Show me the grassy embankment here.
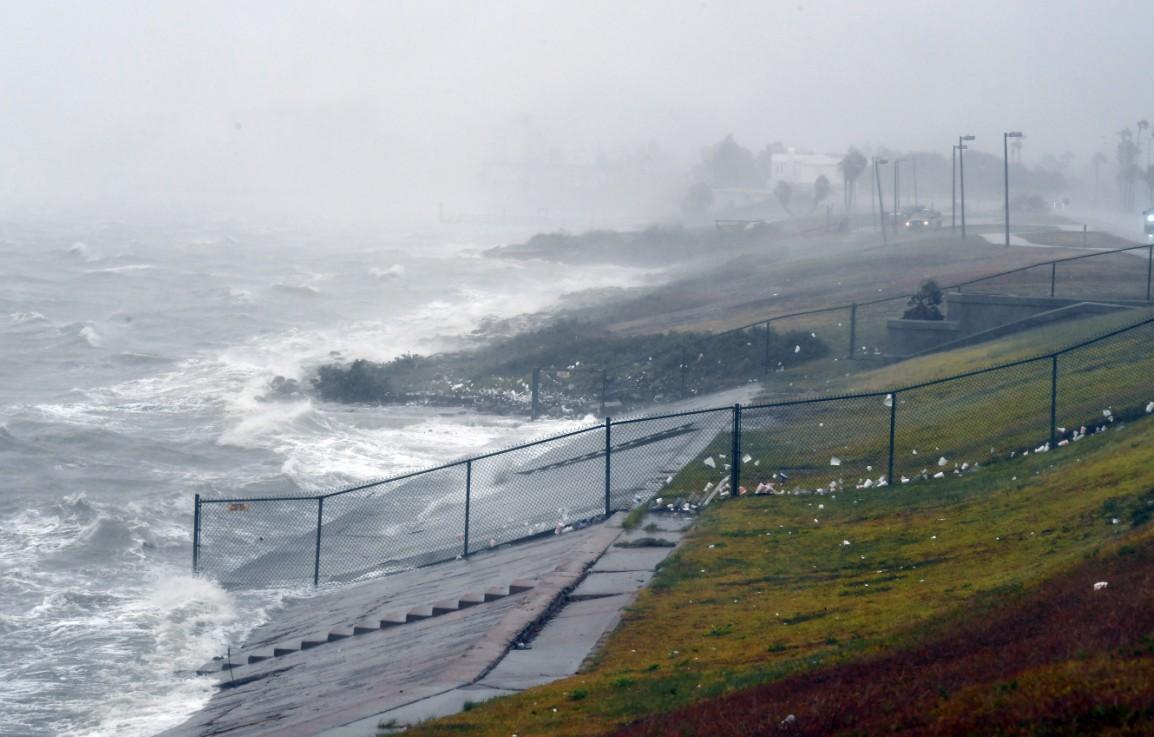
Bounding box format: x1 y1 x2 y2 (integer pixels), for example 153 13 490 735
314 228 1137 415
403 316 1154 737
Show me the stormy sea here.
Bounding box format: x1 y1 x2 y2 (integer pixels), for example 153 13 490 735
0 219 652 737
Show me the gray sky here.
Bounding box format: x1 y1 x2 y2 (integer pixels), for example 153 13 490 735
2 0 1151 224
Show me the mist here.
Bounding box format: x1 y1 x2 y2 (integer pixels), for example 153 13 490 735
1 0 1152 227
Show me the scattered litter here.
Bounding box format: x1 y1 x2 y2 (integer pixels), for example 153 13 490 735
883 394 893 408
1093 581 1108 591
742 454 752 464
938 456 948 466
703 456 716 468
842 540 851 546
830 456 842 466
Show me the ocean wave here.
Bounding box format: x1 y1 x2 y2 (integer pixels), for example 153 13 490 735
79 325 103 348
270 283 322 297
7 311 50 325
369 263 406 279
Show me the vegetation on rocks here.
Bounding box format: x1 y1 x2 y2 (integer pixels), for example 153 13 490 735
310 320 828 415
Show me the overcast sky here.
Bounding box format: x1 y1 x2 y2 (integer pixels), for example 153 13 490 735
2 0 1151 224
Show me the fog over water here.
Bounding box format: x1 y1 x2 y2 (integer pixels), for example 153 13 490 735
1 2 1152 735
3 1 1153 224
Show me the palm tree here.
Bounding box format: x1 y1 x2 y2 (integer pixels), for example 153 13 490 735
811 174 831 212
1091 151 1108 204
1117 128 1140 210
774 180 794 215
838 149 867 210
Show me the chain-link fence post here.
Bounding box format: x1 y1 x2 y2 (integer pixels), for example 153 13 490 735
887 391 898 483
604 417 612 516
763 320 772 373
463 460 472 558
600 369 608 417
731 404 742 494
680 346 688 398
847 304 858 359
1147 245 1153 302
313 496 324 586
192 494 201 574
1050 261 1057 298
530 367 541 421
1050 354 1059 448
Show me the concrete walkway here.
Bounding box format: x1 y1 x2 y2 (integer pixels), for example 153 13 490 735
161 510 692 737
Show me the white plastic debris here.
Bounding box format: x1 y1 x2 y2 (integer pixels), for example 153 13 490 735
830 456 842 466
703 456 716 468
742 454 752 464
933 471 945 479
842 540 851 546
1093 581 1108 591
883 394 893 408
1147 401 1154 414
794 344 801 354
938 456 948 466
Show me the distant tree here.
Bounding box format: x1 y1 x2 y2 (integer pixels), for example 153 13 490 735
1010 137 1024 163
1144 165 1154 207
681 181 715 221
838 148 867 209
1091 151 1109 203
902 280 945 321
811 174 831 212
696 134 763 189
1117 128 1140 210
774 180 794 215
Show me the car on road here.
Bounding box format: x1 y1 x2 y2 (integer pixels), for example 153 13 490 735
902 207 943 230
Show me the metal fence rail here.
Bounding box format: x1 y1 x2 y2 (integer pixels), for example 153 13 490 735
194 315 1154 588
528 241 1154 418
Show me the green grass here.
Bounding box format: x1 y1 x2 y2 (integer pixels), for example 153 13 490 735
401 317 1154 737
405 413 1154 737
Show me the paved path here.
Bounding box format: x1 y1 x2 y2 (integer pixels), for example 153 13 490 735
160 520 626 737
200 385 755 588
314 513 693 736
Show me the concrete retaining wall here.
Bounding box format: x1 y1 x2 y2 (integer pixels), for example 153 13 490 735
887 292 1144 358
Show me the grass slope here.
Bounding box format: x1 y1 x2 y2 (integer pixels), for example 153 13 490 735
407 421 1154 736
402 326 1154 737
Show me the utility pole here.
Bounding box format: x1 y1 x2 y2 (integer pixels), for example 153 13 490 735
912 154 919 206
951 145 957 233
1004 131 1024 247
874 157 889 244
893 159 900 223
959 135 975 239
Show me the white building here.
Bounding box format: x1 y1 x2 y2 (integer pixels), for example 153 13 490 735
769 149 843 192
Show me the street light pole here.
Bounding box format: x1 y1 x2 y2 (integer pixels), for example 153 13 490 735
893 158 900 222
874 157 889 245
912 154 919 206
959 135 975 239
1004 131 1024 247
951 145 957 233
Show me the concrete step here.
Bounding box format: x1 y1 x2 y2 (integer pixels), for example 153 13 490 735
204 580 537 676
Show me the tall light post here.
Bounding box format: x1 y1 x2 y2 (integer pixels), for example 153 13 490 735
958 135 975 239
1003 131 1024 247
951 145 957 232
874 157 889 244
912 153 919 206
893 158 901 222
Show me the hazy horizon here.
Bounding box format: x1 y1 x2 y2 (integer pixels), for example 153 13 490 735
2 0 1152 227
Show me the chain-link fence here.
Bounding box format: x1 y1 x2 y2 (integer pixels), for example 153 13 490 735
195 314 1154 588
524 243 1154 418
